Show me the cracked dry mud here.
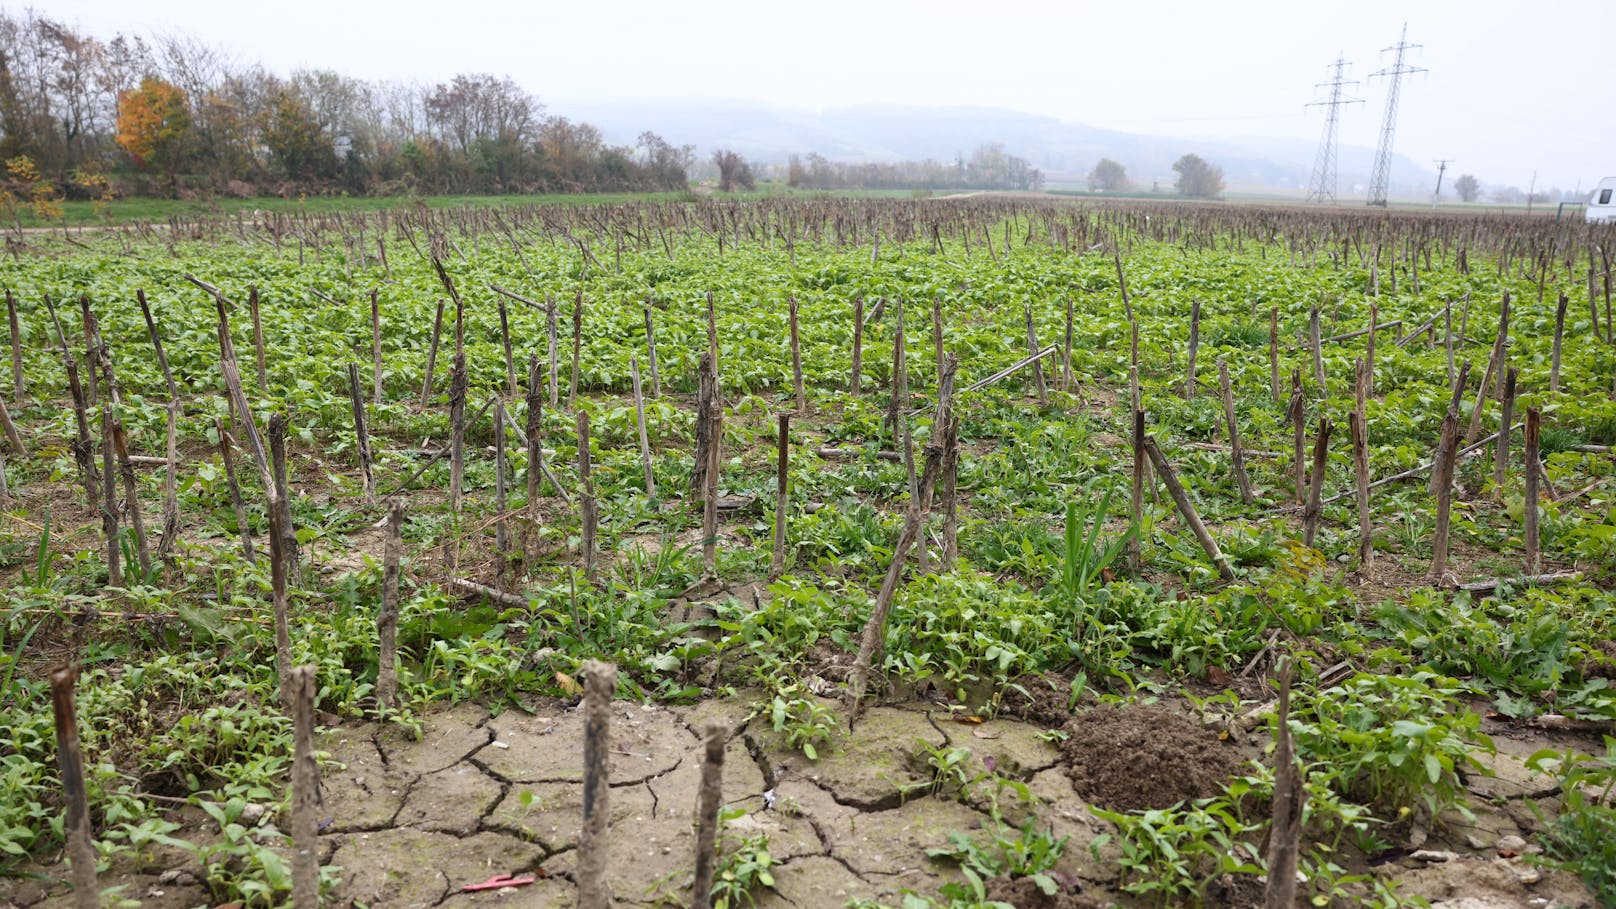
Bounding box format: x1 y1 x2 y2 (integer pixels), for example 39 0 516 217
7 697 1600 909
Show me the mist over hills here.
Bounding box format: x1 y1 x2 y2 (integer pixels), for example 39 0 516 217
567 99 1442 196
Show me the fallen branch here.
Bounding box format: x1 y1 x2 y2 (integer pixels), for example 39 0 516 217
448 577 531 608
1451 571 1583 596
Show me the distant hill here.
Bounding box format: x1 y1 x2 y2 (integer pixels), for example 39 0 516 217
562 99 1440 197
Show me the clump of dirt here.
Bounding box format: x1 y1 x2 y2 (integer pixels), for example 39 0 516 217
1203 872 1266 909
1059 703 1242 812
982 874 1109 909
999 673 1077 727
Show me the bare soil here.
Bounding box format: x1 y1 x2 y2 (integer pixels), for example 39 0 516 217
1059 702 1244 812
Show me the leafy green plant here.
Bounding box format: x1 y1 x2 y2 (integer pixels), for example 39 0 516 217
1091 796 1263 906
1526 738 1616 903
759 685 841 760
710 814 776 909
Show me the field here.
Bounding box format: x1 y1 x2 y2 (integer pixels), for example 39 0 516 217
2 196 1615 909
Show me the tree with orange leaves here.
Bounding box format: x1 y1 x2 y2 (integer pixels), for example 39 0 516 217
116 77 189 189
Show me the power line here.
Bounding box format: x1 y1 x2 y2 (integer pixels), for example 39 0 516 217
1366 23 1426 208
1305 55 1362 205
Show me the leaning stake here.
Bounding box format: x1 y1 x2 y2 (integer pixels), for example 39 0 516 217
289 665 319 909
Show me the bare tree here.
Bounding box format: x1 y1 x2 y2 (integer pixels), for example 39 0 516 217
712 148 754 193
1087 158 1129 192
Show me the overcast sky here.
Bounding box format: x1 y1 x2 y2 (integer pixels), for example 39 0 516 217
40 0 1616 189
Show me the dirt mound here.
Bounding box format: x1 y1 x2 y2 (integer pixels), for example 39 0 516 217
983 875 1110 909
1059 703 1242 812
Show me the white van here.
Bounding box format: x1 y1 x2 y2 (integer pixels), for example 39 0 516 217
1590 177 1616 224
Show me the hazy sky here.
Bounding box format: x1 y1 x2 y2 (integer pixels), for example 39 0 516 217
40 0 1616 189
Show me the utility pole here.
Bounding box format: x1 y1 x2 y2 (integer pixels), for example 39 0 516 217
1526 171 1537 216
1431 158 1453 209
1366 23 1426 208
1305 55 1362 205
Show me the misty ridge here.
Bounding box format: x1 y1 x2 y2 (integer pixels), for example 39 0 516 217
0 7 1564 203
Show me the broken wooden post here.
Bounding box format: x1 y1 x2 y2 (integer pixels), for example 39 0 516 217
577 410 596 584
697 352 722 578
289 664 319 909
447 353 467 571
377 500 403 713
578 660 618 909
1431 362 1472 496
347 363 375 503
267 426 293 708
157 400 180 568
525 355 545 573
1143 436 1236 581
690 721 727 909
1301 418 1332 548
498 294 518 398
49 666 98 909
1219 359 1252 505
1525 407 1541 575
940 403 960 572
0 396 24 459
1309 306 1325 388
420 298 445 406
547 296 560 409
269 414 298 583
1364 302 1378 398
771 412 790 578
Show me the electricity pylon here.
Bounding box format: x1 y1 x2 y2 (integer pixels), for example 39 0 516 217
1305 56 1362 204
1366 23 1426 207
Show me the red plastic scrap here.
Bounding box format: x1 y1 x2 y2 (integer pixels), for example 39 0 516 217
461 873 538 892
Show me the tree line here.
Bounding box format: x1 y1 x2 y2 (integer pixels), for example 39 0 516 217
783 145 1045 192
0 9 696 201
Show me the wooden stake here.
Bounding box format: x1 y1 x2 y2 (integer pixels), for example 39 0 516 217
850 296 864 396
1268 306 1281 405
690 722 727 909
547 296 560 409
1301 418 1332 548
1432 362 1473 496
448 353 467 551
1351 359 1373 575
7 289 23 402
1114 252 1134 322
578 660 618 909
157 400 179 567
771 412 790 578
421 298 444 406
577 410 596 583
498 294 517 398
217 417 255 564
137 289 179 402
1061 294 1074 392
494 398 509 589
569 290 583 410
1525 407 1541 574
347 363 375 502
1429 397 1462 583
248 285 267 393
1550 293 1567 394
1026 305 1048 406
370 289 384 404
643 303 661 397
1365 302 1378 398
1184 299 1201 398
1288 369 1305 503
1309 306 1325 388
847 358 956 711
788 295 806 412
289 664 319 909
698 352 722 577
1489 293 1512 401
49 666 98 909
0 395 23 458
631 356 656 500
1493 367 1518 500
377 500 403 712
269 414 298 583
268 419 293 707
1143 436 1236 581
525 355 545 573
1219 359 1252 504
940 402 960 571
1466 340 1500 446
1263 663 1304 909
